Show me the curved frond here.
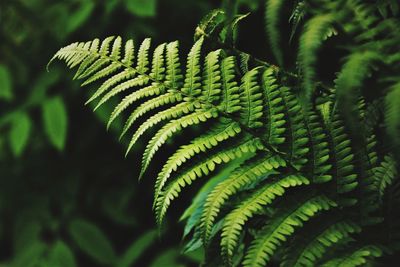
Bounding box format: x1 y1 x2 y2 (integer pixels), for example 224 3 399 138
221 174 310 261
265 0 285 65
201 154 287 244
281 220 361 267
298 14 335 102
153 119 242 204
321 245 383 267
242 195 337 267
155 138 265 225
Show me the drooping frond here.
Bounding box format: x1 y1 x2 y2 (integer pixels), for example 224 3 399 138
320 245 383 267
298 14 334 102
265 0 285 66
281 220 361 267
221 174 310 261
242 195 337 267
52 8 400 262
373 155 397 199
155 138 264 225
200 154 286 244
385 82 400 151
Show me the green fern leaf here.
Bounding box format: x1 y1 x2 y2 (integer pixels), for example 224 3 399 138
153 119 242 205
385 82 400 151
281 220 361 267
298 14 334 102
201 154 286 244
242 195 337 267
125 102 194 155
139 109 218 179
221 174 310 262
321 245 383 267
155 138 264 225
265 0 285 66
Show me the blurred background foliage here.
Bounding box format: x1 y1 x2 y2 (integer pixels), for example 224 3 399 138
0 0 261 266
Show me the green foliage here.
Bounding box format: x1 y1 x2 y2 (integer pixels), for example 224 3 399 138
9 112 31 156
68 218 117 265
42 96 68 151
117 230 157 267
0 64 13 101
51 0 400 266
125 0 157 17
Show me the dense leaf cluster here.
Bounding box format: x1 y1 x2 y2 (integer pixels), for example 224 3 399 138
52 0 400 266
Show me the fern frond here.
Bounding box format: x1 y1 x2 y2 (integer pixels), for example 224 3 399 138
94 75 149 110
51 28 399 265
126 102 194 155
120 91 182 137
335 51 379 131
165 41 183 88
139 109 218 178
279 86 309 168
373 155 397 199
84 68 135 104
182 37 204 96
155 138 264 225
107 84 161 130
136 38 151 73
220 56 241 114
262 68 286 145
199 49 222 104
221 174 310 262
321 245 383 267
265 0 285 66
153 119 242 204
242 195 337 267
303 110 332 183
325 113 358 195
239 67 264 128
73 38 101 79
201 154 286 244
281 220 361 267
149 43 166 80
385 82 400 151
298 14 335 102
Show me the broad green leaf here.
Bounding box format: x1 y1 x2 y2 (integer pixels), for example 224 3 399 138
42 96 68 151
117 230 157 267
9 112 32 157
125 0 157 17
48 240 77 267
0 64 13 101
68 218 116 265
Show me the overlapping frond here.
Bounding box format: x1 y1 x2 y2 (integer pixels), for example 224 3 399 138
242 195 337 267
281 220 361 267
52 3 400 261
